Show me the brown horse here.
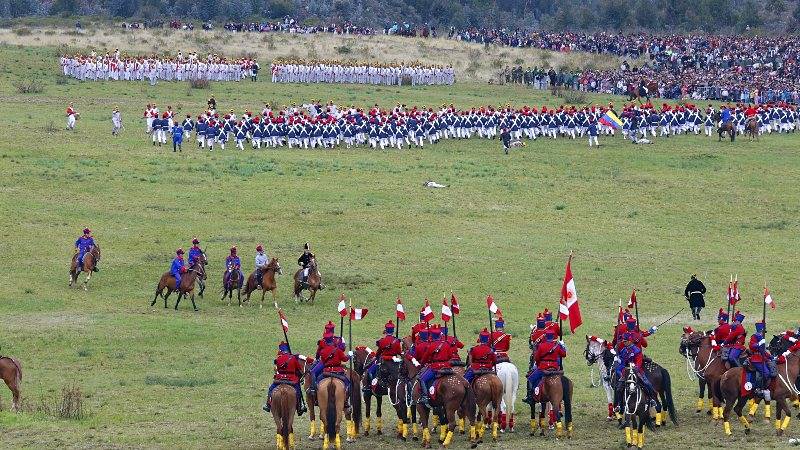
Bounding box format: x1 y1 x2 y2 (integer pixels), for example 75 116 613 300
150 259 206 311
531 373 574 439
622 366 655 449
716 349 800 436
270 384 297 450
718 122 736 142
746 118 759 141
627 81 658 104
242 258 282 309
472 372 503 443
69 244 101 290
318 377 347 450
293 258 321 303
680 330 727 419
221 264 242 306
354 346 410 438
0 356 22 412
304 363 362 442
413 372 477 448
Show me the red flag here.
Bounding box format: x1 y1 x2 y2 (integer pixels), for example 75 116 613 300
396 296 406 321
486 294 500 314
727 275 740 306
278 309 289 332
441 298 452 322
350 307 369 320
420 299 434 322
764 286 776 309
627 289 637 309
559 256 583 333
337 293 348 317
450 293 460 315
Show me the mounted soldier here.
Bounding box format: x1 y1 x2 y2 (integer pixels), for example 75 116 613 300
365 320 402 393
308 322 345 396
491 314 512 364
74 228 99 272
263 341 308 416
747 321 776 401
418 325 453 406
465 329 496 384
523 329 565 404
254 244 269 286
722 311 747 368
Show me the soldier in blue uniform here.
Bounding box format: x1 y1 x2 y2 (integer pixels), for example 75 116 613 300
171 248 187 291
224 246 243 287
171 120 183 152
75 228 98 272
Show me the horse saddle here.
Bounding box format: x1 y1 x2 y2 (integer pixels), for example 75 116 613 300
322 371 350 386
741 370 768 397
450 360 466 367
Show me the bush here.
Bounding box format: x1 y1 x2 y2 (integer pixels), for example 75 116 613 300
12 27 32 36
559 88 588 105
58 385 85 419
189 78 210 89
55 75 69 85
14 79 44 94
335 45 352 55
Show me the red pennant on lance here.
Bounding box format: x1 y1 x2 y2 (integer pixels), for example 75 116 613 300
350 307 369 320
728 276 740 306
279 309 289 332
420 299 434 322
627 289 637 309
764 286 776 309
396 296 406 321
486 294 500 314
559 256 583 333
617 300 625 325
441 298 452 322
337 293 348 317
450 293 460 315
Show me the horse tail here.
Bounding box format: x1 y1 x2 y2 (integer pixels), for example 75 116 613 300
561 375 572 425
326 381 338 440
661 367 678 425
350 373 362 434
712 377 723 405
280 388 291 448
462 379 477 423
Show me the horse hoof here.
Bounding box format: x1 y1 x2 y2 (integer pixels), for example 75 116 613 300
777 429 784 437
744 427 751 435
412 437 418 441
376 430 382 436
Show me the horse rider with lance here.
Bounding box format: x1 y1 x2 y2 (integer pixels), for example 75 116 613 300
254 244 269 286
170 248 187 291
75 228 99 272
721 310 747 368
612 317 659 412
748 321 777 401
365 320 402 392
263 341 308 415
490 314 512 364
465 329 497 383
523 328 565 404
616 333 661 411
317 329 353 405
417 325 453 406
308 321 346 396
710 309 731 353
224 246 244 287
684 274 707 320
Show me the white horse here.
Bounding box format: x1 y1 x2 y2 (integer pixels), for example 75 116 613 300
496 361 519 431
584 335 616 421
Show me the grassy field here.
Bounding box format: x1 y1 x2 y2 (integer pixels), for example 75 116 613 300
0 39 799 449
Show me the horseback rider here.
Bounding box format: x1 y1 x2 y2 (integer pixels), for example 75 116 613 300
611 309 633 349
297 242 315 284
75 228 98 272
748 321 776 401
711 309 731 351
684 274 706 320
465 328 496 383
170 248 187 291
187 237 203 264
254 244 269 286
442 326 465 366
224 246 243 287
411 309 432 343
523 329 565 404
366 320 402 391
529 314 547 350
308 322 346 395
491 315 512 364
722 311 747 367
418 325 453 406
617 332 661 411
263 341 308 416
543 309 561 338
318 330 352 400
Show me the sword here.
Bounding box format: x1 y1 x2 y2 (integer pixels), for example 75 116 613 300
654 308 685 329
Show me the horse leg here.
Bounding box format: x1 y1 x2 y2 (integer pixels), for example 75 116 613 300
174 292 182 310
376 395 383 435
191 293 198 311
418 405 431 448
151 287 162 308
236 287 241 307
163 289 172 309
363 392 372 436
538 403 546 436
776 398 791 436
83 269 92 290
272 288 278 309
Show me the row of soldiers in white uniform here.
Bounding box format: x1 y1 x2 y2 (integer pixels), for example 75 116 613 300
142 103 798 150
270 60 454 86
61 54 259 82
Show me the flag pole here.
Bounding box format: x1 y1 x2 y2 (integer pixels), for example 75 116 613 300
450 294 458 341
726 274 732 320
278 309 291 354
396 295 401 338
762 280 767 331
633 288 640 332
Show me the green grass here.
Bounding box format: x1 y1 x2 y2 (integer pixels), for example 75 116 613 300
0 42 799 448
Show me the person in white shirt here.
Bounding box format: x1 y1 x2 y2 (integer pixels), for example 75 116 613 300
254 244 269 286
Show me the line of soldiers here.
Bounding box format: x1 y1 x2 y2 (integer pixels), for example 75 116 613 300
270 59 454 86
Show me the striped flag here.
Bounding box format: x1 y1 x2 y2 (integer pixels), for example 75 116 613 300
450 293 460 315
559 256 583 333
486 294 500 314
279 309 289 332
337 293 348 317
396 296 406 321
420 299 434 322
727 275 740 306
627 289 637 309
764 286 776 309
599 110 623 129
350 307 369 320
441 298 452 322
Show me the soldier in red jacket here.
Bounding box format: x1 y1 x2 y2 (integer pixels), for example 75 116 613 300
723 311 747 367
366 320 403 387
465 328 496 383
748 321 774 399
418 325 453 405
318 331 351 389
309 324 346 395
543 309 561 338
523 329 566 404
711 309 731 351
490 315 512 363
263 342 307 415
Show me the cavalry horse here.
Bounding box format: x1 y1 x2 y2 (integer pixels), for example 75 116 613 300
354 346 408 438
716 114 736 142
622 364 656 449
293 258 322 304
610 357 677 428
528 372 574 439
716 348 800 436
69 244 101 290
745 117 759 141
270 383 298 450
221 264 242 306
150 259 206 311
472 371 503 443
585 336 617 420
412 370 477 448
680 330 728 419
303 360 362 443
0 355 22 412
242 258 282 309
496 361 519 432
627 81 658 104
317 376 347 450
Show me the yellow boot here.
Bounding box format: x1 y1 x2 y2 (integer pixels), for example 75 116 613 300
309 420 317 439
334 435 342 450
322 435 330 450
276 434 284 450
723 421 732 436
782 416 791 431
765 404 772 420
793 399 800 408
439 425 447 442
396 419 402 435
469 425 477 441
556 421 563 438
625 426 632 445
401 423 408 440
288 433 295 450
655 411 662 426
412 423 419 439
775 419 782 431
376 417 383 434
364 417 371 435
632 429 638 444
637 430 644 449
530 418 537 434
443 430 454 447
748 400 758 417
696 397 704 412
458 417 465 433
739 415 750 430
422 428 431 446
478 422 485 439
492 421 499 440
433 415 439 427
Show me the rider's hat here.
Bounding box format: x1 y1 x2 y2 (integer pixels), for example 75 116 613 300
256 244 263 252
478 328 490 343
325 321 335 332
230 246 237 254
536 314 546 329
734 311 745 323
278 341 290 352
384 320 395 334
176 248 185 255
83 227 91 234
755 321 766 333
192 237 199 245
304 242 310 250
